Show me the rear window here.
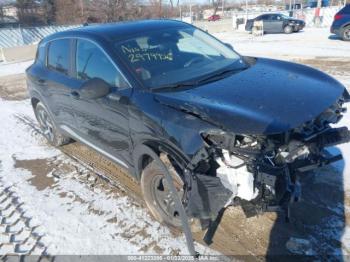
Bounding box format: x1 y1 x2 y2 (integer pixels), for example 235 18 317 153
47 39 70 75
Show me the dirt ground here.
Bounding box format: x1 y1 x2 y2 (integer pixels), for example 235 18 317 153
0 74 27 101
1 57 350 257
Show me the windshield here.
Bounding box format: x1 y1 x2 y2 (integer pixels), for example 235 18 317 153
281 14 291 19
115 27 243 89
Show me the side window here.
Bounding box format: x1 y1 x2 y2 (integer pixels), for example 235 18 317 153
266 15 274 20
259 15 269 21
47 39 70 75
76 39 129 88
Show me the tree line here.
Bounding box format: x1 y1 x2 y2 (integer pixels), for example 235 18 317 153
4 0 182 26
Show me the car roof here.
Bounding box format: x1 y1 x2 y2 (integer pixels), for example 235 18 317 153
42 19 190 44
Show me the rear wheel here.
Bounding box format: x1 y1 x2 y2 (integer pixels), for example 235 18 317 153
341 26 350 41
141 160 184 228
284 25 293 34
34 102 70 147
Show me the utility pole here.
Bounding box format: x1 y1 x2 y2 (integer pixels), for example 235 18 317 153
159 0 162 18
178 0 182 19
189 2 192 23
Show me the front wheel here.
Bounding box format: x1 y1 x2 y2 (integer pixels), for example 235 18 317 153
34 102 71 147
284 25 293 34
141 160 184 228
341 26 350 41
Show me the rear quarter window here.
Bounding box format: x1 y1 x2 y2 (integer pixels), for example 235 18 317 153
47 39 70 75
35 42 46 64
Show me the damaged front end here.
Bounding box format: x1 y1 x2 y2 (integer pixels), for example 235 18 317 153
182 98 350 237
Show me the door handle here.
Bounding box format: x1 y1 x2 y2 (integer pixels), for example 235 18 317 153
107 93 121 102
37 79 46 84
70 91 80 99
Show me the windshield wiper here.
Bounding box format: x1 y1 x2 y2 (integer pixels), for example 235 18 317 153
197 66 248 85
150 81 197 91
151 66 248 91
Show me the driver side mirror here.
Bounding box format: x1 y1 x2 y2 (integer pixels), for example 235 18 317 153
224 43 235 51
80 77 111 99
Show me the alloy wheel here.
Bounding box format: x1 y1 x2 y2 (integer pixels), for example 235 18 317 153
37 107 55 143
150 173 184 225
344 28 350 40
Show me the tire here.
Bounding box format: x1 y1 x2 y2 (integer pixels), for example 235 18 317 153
284 25 293 34
34 102 71 147
141 160 184 228
341 26 350 41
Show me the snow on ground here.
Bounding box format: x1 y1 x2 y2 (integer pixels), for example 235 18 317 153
0 60 33 78
0 98 218 255
214 28 350 59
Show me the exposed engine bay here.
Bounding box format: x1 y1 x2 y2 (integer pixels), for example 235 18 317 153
180 97 350 238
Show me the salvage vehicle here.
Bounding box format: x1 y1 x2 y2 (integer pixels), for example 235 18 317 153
26 20 350 248
245 13 305 34
330 4 350 41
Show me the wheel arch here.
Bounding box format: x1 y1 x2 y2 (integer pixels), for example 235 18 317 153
31 96 40 109
132 141 191 181
341 22 350 29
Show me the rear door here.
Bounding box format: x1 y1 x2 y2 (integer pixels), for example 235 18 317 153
260 15 272 32
269 14 284 33
68 38 133 169
42 38 77 129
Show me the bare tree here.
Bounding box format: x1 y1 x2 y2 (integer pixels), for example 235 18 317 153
42 0 55 25
0 5 4 22
212 0 220 15
54 0 83 24
87 0 147 23
16 0 44 26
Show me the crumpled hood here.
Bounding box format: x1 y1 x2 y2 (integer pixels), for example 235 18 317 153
154 58 347 135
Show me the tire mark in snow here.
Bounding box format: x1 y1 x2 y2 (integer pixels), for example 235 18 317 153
0 182 47 256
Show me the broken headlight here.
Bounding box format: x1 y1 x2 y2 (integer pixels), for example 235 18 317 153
201 131 266 157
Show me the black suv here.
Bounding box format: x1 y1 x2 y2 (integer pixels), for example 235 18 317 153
245 13 305 34
27 20 350 232
331 4 350 41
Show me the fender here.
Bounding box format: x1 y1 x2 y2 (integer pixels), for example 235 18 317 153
341 22 350 29
132 141 191 180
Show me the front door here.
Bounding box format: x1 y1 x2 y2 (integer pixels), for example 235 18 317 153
42 38 77 129
68 38 133 169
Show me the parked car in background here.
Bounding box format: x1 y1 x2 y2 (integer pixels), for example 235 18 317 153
208 14 221 22
245 13 305 34
331 4 350 41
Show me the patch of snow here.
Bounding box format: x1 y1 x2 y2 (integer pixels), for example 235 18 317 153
0 60 33 77
214 28 350 59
